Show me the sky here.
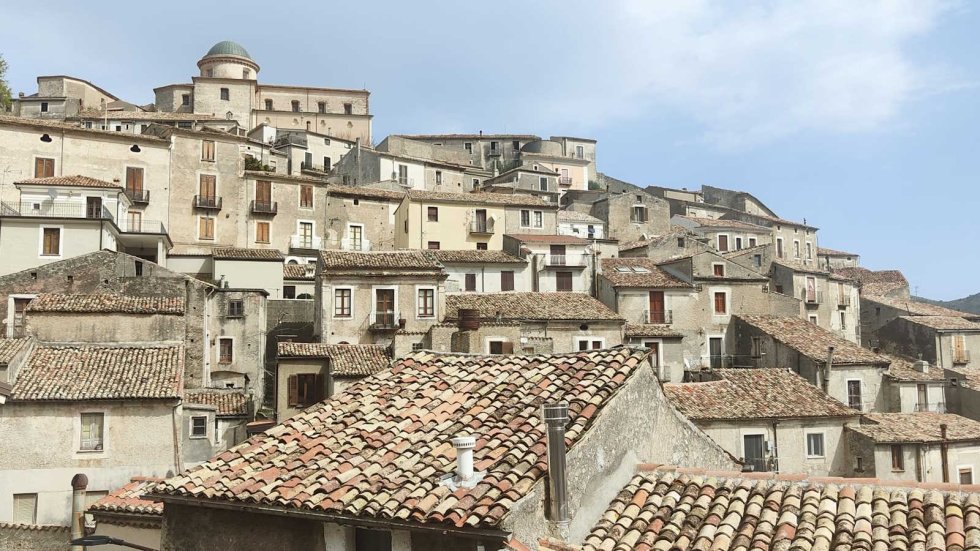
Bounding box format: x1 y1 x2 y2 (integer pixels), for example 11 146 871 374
2 1 978 299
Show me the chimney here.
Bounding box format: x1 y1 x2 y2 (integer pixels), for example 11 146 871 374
451 435 477 486
940 424 950 483
822 346 835 393
914 360 929 374
70 473 88 551
542 402 569 526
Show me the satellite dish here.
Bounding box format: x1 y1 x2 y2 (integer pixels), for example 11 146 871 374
47 188 58 200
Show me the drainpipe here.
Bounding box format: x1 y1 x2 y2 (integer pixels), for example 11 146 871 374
941 423 950 483
823 346 835 394
171 403 183 473
542 402 569 530
770 421 780 472
915 445 923 482
69 473 88 551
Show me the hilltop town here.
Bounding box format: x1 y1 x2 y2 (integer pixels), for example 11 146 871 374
2 41 980 551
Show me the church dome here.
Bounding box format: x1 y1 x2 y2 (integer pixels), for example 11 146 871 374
203 41 252 60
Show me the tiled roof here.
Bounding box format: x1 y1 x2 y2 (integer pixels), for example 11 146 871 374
884 355 946 382
899 315 980 331
325 184 406 201
397 133 540 140
14 175 121 189
277 343 391 377
26 293 185 315
836 267 908 296
949 367 980 391
0 338 32 365
558 210 603 224
818 246 859 257
664 369 857 421
771 257 837 277
850 413 980 443
618 238 656 251
445 292 623 321
583 469 980 551
865 294 977 318
624 324 684 338
0 114 168 143
430 250 526 264
151 348 650 529
75 109 223 121
735 315 891 365
212 247 285 261
677 215 769 231
11 344 183 401
318 250 443 271
184 389 249 416
600 258 691 288
283 264 316 280
87 477 164 516
506 234 590 245
407 190 553 208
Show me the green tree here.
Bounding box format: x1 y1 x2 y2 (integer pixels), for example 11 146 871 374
0 54 12 112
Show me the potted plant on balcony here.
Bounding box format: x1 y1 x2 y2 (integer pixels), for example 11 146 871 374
398 317 407 329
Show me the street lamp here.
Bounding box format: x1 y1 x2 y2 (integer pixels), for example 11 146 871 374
70 535 158 551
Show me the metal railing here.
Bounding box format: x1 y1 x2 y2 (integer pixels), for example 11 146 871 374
290 235 322 249
954 350 972 364
341 238 371 251
250 200 278 215
124 189 150 204
369 311 400 330
558 176 572 185
838 294 851 307
545 254 588 267
193 195 222 210
701 355 735 369
300 161 330 172
122 219 167 234
643 310 673 324
1 201 113 221
469 219 495 234
915 402 946 413
803 290 824 305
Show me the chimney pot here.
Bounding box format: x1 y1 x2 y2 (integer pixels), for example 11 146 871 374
542 402 570 526
451 435 476 482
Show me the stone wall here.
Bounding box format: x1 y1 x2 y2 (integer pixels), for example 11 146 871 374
0 524 70 551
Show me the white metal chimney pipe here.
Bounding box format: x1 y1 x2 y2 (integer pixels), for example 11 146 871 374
451 435 476 481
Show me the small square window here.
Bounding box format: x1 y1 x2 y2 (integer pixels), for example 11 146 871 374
190 416 208 438
80 412 104 451
806 433 825 457
218 338 233 364
427 206 439 222
220 88 229 101
182 94 190 106
427 241 440 250
344 103 353 115
228 300 244 318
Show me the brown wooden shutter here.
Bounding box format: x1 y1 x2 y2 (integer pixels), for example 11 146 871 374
714 292 726 314
313 374 324 402
287 375 299 407
501 342 515 354
256 180 271 203
501 271 514 292
126 167 143 192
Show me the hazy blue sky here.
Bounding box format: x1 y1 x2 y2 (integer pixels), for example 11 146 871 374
3 1 978 299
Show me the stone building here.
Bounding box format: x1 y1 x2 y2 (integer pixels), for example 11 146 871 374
86 477 165 551
11 75 120 120
590 191 670 244
861 294 979 351
148 348 737 550
728 315 892 412
847 413 980 484
481 165 562 204
322 184 404 253
770 258 861 343
266 128 355 176
835 267 910 298
393 133 540 174
665 368 860 476
71 110 238 135
877 315 980 371
818 246 860 270
557 210 605 240
502 234 594 293
671 215 772 253
882 356 948 413
430 250 530 293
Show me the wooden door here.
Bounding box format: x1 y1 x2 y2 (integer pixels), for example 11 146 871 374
199 175 216 199
645 342 660 368
475 209 487 232
709 337 723 368
743 434 767 472
648 291 665 323
86 197 102 219
550 245 566 265
255 180 271 204
375 289 395 326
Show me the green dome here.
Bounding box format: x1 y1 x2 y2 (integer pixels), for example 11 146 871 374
204 41 252 60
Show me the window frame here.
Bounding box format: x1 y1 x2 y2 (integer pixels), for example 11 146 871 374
220 88 229 101
533 211 543 228
333 287 353 319
12 493 38 525
218 337 234 364
227 299 244 318
555 271 573 292
712 290 728 315
846 379 863 411
501 270 515 292
464 273 477 292
712 263 726 277
416 286 436 319
891 444 904 471
201 140 216 162
198 216 215 240
804 430 826 459
34 157 55 178
79 411 106 453
39 225 63 257
427 206 439 222
255 220 271 244
575 337 605 351
520 210 531 227
299 184 314 209
189 415 209 439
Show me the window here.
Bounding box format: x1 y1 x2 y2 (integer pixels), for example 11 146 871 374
631 206 647 223
318 101 326 114
520 210 531 227
181 94 190 106
80 412 104 451
343 102 353 114
577 338 604 351
202 140 215 161
489 341 514 354
427 241 440 250
735 237 743 250
847 380 863 411
283 285 296 299
490 141 499 152
750 336 762 358
243 68 250 79
397 164 409 185
539 177 548 191
220 88 229 101
534 211 543 228
41 227 61 256
256 221 270 243
218 338 233 364
297 221 314 248
227 300 244 318
464 142 473 153
324 156 331 170
809 315 818 324
513 140 520 151
717 235 729 252
677 237 685 248
199 174 217 201
134 260 144 276
348 224 363 250
793 240 801 258
501 271 515 291
713 292 727 315
265 99 273 110
806 242 812 260
753 254 762 268
190 416 208 438
464 274 477 292
434 170 443 185
712 264 725 277
13 494 37 525
476 242 488 250
287 373 323 408
40 102 49 113
959 467 974 485
472 178 480 189
891 444 904 471
575 145 585 159
427 206 439 222
299 185 314 208
556 272 573 292
806 432 825 458
126 167 144 195
840 311 847 330
291 100 300 112
418 288 435 318
199 217 215 240
334 288 352 317
34 157 55 178
776 238 784 258
748 237 757 247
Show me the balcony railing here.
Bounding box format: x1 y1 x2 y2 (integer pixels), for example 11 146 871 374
643 310 673 324
838 294 851 307
122 219 167 234
300 161 330 172
700 355 736 369
369 311 400 331
954 350 972 364
1 201 113 221
915 402 946 413
124 189 150 204
250 200 278 215
341 238 371 251
803 290 824 305
545 254 588 267
469 219 495 234
558 176 572 185
290 235 322 250
193 195 222 210
487 148 502 157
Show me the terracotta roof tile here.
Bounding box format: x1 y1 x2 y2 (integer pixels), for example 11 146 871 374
884 355 946 382
948 367 980 391
601 258 691 288
430 250 526 264
184 389 249 416
277 343 391 377
664 368 857 420
14 175 121 189
11 344 183 401
396 133 540 140
87 477 164 516
506 234 590 245
151 348 650 529
445 292 623 321
318 250 443 271
558 210 603 224
850 413 980 443
864 295 977 318
0 338 32 365
26 293 184 315
583 470 980 551
898 315 980 331
212 248 284 261
283 263 316 280
408 190 553 208
324 184 406 201
818 246 859 257
677 215 770 231
736 315 891 365
624 324 684 338
835 267 909 296
76 108 223 122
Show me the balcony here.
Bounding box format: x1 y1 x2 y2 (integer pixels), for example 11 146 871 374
1 201 113 221
558 176 572 186
341 238 371 251
300 161 330 173
250 200 278 215
124 189 150 204
701 355 736 369
469 219 495 235
803 290 824 305
487 148 502 157
544 254 589 268
369 311 400 331
122 219 167 234
290 235 322 250
838 294 851 308
915 402 946 413
954 350 972 364
193 195 222 210
643 310 673 324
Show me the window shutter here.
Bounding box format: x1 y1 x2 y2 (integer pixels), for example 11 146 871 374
501 342 514 354
314 374 324 402
287 375 299 407
35 157 44 178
